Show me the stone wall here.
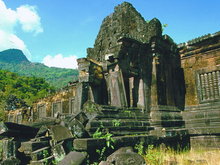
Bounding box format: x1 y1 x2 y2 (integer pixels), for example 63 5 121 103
32 83 77 121
179 31 220 148
179 32 220 106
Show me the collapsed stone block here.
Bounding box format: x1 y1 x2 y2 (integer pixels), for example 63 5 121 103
58 151 87 165
105 147 146 165
49 125 73 142
19 141 49 155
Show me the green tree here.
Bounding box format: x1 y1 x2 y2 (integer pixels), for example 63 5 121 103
0 70 55 111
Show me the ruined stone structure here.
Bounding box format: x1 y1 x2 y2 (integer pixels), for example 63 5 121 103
179 32 220 148
76 2 185 137
1 2 220 164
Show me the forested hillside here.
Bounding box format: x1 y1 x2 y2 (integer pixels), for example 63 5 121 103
0 70 55 111
0 49 79 89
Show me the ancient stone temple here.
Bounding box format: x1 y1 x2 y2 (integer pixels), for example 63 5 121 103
76 2 185 136
1 2 220 164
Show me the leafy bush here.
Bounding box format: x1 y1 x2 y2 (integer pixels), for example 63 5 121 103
0 70 55 111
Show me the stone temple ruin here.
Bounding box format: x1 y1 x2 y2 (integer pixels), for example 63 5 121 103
2 2 220 164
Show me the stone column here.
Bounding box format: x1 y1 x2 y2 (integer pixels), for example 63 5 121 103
150 56 159 107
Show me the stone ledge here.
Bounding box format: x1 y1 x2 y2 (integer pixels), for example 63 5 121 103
74 135 157 151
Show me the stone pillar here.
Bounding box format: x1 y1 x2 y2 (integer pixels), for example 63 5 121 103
201 74 206 101
150 56 159 107
208 72 214 100
217 71 220 97
73 82 89 114
213 71 219 99
204 73 210 100
129 77 134 106
137 79 145 108
106 65 128 107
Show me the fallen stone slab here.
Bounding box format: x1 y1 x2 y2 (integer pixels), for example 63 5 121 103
105 147 146 165
58 151 87 165
49 125 73 142
52 141 66 162
19 141 50 155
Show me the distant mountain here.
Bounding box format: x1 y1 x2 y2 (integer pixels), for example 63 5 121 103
0 49 78 89
0 49 30 63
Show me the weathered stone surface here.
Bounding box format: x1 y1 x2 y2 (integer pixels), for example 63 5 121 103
60 111 89 138
74 135 157 152
64 118 87 138
19 141 49 155
1 138 19 160
99 161 108 165
190 135 220 149
0 157 20 165
87 2 150 62
30 118 59 129
52 141 66 161
49 125 73 142
179 31 220 106
106 147 146 165
57 151 87 165
29 155 54 165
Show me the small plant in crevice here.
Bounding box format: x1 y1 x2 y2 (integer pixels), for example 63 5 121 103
42 149 49 165
92 127 115 163
134 141 145 156
112 119 121 127
52 153 65 165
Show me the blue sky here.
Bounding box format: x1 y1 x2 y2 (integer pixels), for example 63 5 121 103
0 0 219 69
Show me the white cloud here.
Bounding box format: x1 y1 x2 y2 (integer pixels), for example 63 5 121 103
42 54 78 69
17 5 43 35
0 0 17 33
0 30 31 58
0 0 43 59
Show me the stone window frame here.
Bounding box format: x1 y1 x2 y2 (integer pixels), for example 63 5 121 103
37 103 47 118
52 101 62 117
196 66 220 103
61 100 70 114
16 112 22 124
8 114 15 122
69 97 75 114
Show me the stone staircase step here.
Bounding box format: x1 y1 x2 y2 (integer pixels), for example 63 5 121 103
87 125 154 136
110 129 154 136
74 135 157 151
96 114 149 120
87 119 150 128
150 120 185 127
184 102 220 111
